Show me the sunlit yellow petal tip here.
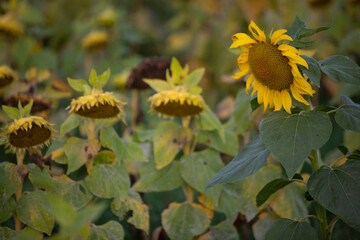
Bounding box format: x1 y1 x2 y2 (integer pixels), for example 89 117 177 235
248 20 266 42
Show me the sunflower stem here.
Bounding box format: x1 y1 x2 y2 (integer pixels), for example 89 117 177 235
310 150 329 240
181 117 194 203
86 120 96 172
14 151 25 231
131 90 139 130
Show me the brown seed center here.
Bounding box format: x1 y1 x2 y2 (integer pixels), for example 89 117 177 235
248 42 293 90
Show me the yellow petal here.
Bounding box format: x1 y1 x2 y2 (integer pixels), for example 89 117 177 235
282 51 308 69
246 74 256 94
230 33 257 48
281 90 292 114
271 33 293 45
263 87 269 111
290 85 310 105
274 91 282 111
237 52 249 64
248 21 266 42
257 84 264 104
277 44 299 54
271 29 288 44
232 63 250 79
251 80 260 98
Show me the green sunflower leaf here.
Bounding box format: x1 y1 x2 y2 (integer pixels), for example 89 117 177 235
184 68 205 88
260 111 332 178
307 159 360 231
256 178 295 207
231 89 252 134
97 68 111 89
198 107 225 141
206 136 269 189
0 162 22 199
180 149 224 203
335 95 360 132
100 127 126 162
319 55 360 85
153 121 192 170
200 221 240 240
0 196 16 223
133 161 183 192
16 191 55 235
67 78 89 92
287 16 329 41
89 221 124 240
88 69 98 87
84 162 130 202
2 105 20 120
198 129 238 156
143 79 173 91
22 99 33 117
265 218 318 240
162 202 211 240
300 55 321 87
60 114 81 137
64 137 88 174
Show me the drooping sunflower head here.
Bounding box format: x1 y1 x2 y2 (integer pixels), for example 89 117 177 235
0 14 23 38
81 31 109 51
231 21 315 114
145 58 206 118
67 68 126 119
126 57 171 90
0 65 17 88
2 101 54 151
68 90 125 119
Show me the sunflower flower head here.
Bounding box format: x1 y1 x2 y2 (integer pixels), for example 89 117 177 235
0 13 23 38
0 65 16 88
231 21 315 114
96 8 117 26
67 68 126 119
146 58 206 118
81 31 109 51
2 100 54 151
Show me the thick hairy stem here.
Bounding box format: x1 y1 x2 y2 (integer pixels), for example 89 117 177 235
86 120 96 172
181 117 194 202
309 150 329 240
131 90 139 130
14 151 25 231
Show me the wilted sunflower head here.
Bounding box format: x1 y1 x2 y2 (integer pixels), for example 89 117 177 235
0 14 23 38
2 101 54 151
145 58 206 118
231 21 315 114
126 57 171 90
68 90 125 119
67 68 126 119
81 31 109 51
0 65 16 88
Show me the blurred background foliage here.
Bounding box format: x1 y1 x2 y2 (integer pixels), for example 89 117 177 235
0 0 360 239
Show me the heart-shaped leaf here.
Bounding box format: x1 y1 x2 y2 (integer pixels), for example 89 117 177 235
260 111 332 177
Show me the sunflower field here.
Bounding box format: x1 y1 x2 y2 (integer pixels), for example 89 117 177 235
0 0 360 239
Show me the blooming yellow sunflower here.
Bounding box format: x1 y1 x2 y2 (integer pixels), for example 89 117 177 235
145 58 206 118
6 116 54 150
231 21 315 114
0 65 16 88
81 31 109 51
68 89 125 119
